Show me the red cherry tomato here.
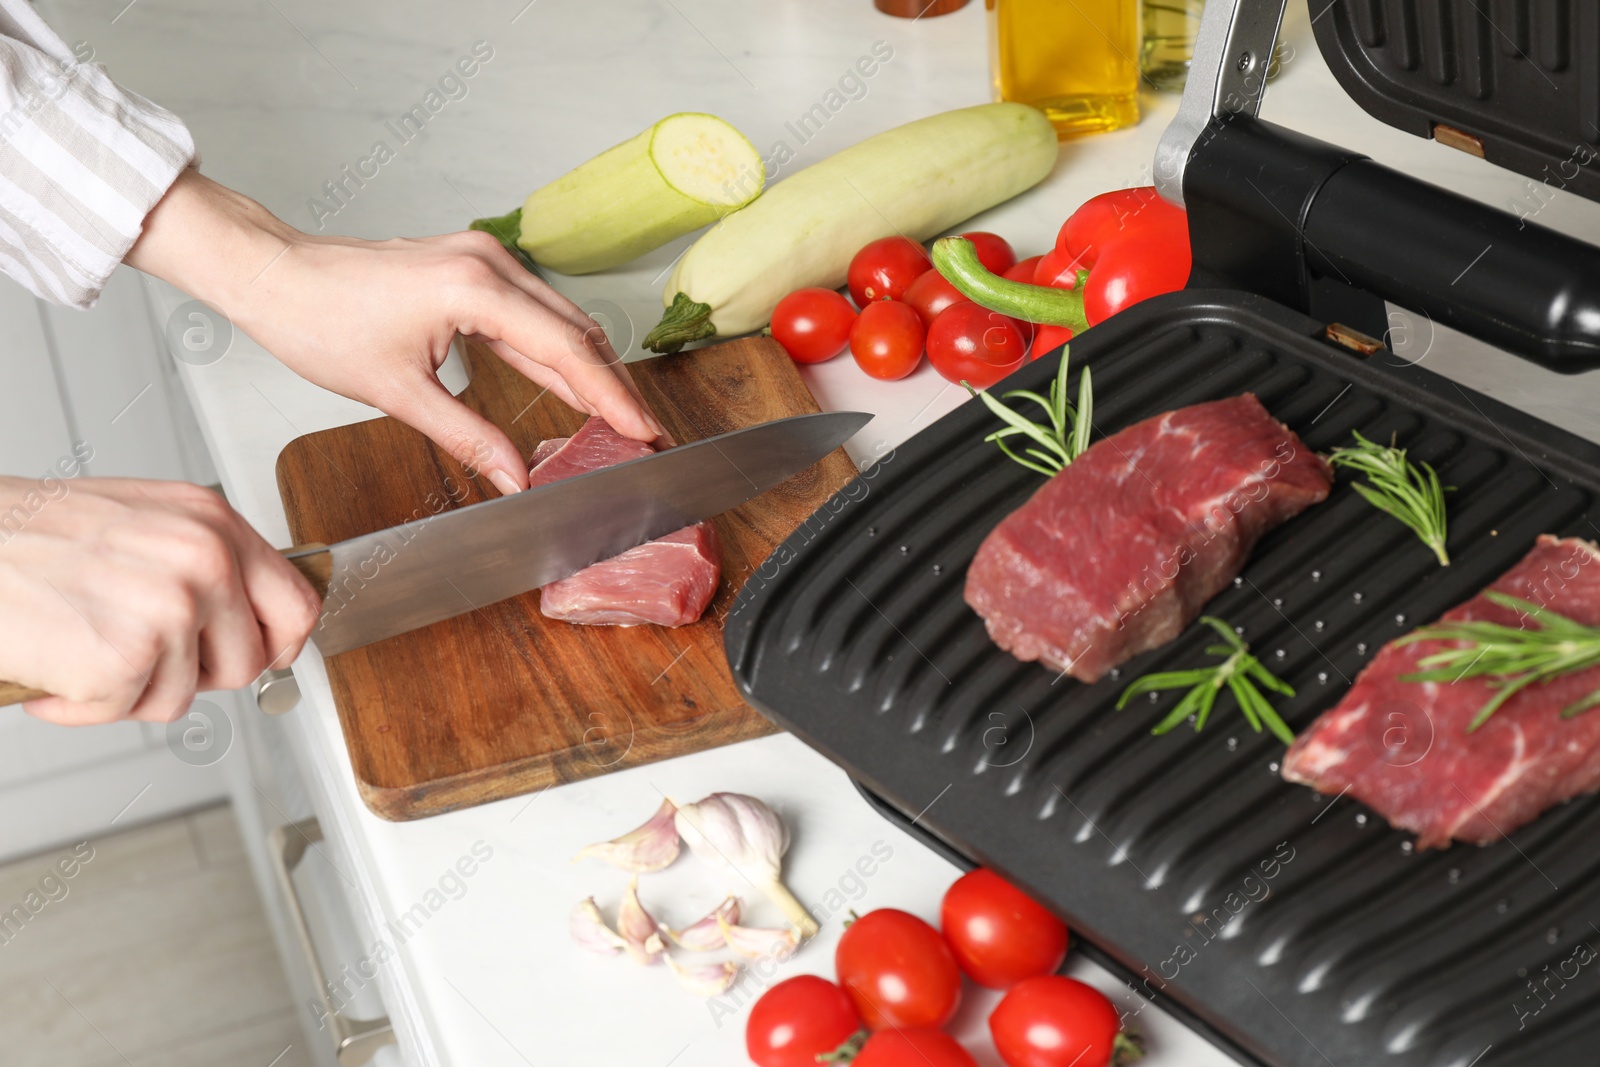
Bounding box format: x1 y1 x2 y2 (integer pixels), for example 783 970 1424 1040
1031 323 1074 361
855 1029 977 1067
989 976 1124 1067
940 868 1069 989
926 303 1029 389
1081 234 1191 326
903 269 970 327
1004 255 1043 284
1033 246 1089 290
959 231 1017 275
835 909 962 1031
771 288 856 363
746 976 862 1067
1056 186 1187 269
848 237 933 306
850 300 925 381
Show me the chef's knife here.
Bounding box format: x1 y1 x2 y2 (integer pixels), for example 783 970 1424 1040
0 410 871 704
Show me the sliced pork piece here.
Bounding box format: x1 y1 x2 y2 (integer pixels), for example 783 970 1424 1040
529 418 721 627
964 394 1331 682
1283 536 1600 849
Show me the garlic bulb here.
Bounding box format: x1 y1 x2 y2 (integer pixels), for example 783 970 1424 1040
674 793 818 939
575 798 681 873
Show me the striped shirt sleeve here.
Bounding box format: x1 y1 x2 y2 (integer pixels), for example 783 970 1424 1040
0 0 194 308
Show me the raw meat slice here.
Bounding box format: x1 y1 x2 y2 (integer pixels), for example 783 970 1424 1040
1283 535 1600 849
529 418 721 627
964 394 1332 682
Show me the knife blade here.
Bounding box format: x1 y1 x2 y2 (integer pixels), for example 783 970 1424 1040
0 410 871 706
295 409 871 655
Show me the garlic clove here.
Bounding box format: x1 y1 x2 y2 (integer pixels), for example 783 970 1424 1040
576 797 681 873
664 953 740 997
675 793 818 940
569 898 629 957
717 915 799 960
663 895 741 951
618 878 664 965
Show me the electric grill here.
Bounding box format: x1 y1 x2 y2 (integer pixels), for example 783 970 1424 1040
724 2 1600 1064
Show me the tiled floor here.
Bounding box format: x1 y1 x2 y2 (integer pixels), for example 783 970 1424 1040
0 805 313 1067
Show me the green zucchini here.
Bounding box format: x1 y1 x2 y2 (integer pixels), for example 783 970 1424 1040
473 113 764 276
644 103 1059 353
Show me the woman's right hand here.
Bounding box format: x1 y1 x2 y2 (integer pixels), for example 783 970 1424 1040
0 476 320 726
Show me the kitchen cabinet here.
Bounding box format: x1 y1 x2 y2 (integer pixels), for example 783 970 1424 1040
0 268 228 864
0 264 405 1061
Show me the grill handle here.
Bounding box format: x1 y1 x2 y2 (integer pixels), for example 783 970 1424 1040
1303 157 1600 373
1182 112 1600 373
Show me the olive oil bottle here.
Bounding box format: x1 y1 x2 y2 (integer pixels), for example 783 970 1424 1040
986 0 1140 139
1141 0 1206 91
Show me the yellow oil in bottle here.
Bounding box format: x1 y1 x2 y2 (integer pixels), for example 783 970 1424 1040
986 0 1141 139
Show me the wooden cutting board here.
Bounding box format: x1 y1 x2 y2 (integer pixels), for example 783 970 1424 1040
275 337 857 820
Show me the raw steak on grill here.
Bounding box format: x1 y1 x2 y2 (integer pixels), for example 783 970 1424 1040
964 393 1331 682
1283 535 1600 849
528 418 721 627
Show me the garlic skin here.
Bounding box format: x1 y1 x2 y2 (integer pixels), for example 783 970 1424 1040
569 898 629 957
575 798 681 873
717 915 799 960
664 954 741 997
663 895 741 951
618 878 664 965
675 793 818 939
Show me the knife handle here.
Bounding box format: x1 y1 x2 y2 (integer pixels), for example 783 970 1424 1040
0 543 331 707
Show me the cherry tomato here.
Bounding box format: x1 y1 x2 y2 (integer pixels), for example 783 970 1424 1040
849 237 933 306
1031 323 1074 361
903 269 970 327
772 288 856 363
746 975 862 1067
1081 234 1191 326
941 868 1069 989
959 231 1017 275
989 976 1123 1067
835 909 962 1031
1033 246 1089 290
855 1029 977 1067
926 302 1029 389
1004 256 1043 284
850 300 925 381
1056 186 1187 269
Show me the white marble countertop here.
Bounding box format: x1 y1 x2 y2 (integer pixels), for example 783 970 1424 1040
39 0 1600 1064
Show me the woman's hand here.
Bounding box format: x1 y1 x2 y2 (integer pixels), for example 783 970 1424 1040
128 170 667 495
0 477 320 725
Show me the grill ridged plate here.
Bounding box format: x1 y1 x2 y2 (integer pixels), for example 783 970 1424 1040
725 292 1600 1067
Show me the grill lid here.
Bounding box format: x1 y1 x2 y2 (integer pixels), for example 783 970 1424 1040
1311 0 1600 204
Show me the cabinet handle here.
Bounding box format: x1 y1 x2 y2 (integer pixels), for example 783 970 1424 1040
267 818 395 1066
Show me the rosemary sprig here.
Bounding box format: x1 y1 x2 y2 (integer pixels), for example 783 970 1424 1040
1116 616 1298 745
1327 430 1452 566
964 347 1092 475
1398 591 1600 731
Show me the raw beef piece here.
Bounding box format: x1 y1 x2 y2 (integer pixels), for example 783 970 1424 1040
529 418 721 627
1283 536 1600 849
964 394 1331 682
